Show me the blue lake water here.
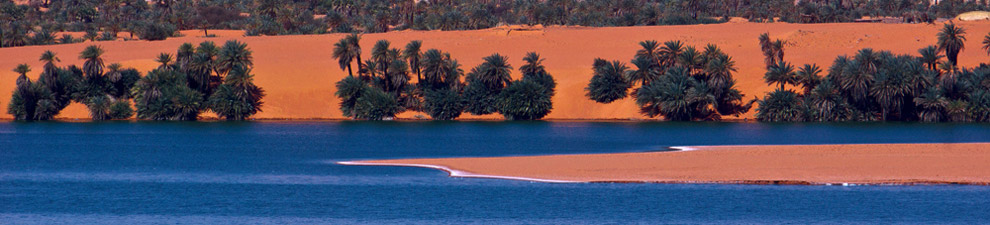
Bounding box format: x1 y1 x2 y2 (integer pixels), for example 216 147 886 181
2 121 990 224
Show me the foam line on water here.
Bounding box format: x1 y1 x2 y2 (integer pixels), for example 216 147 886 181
337 161 582 183
669 146 700 151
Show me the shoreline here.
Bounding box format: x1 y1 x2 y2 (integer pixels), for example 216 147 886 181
339 143 990 186
0 118 759 122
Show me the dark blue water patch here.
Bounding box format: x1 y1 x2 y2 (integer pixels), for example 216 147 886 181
3 177 990 224
2 121 989 223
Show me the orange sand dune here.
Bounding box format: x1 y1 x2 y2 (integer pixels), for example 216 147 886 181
343 143 990 185
3 22 990 120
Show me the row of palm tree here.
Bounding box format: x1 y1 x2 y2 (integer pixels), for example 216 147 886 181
6 0 988 48
585 40 754 121
8 48 140 121
756 24 990 122
7 41 266 121
134 40 265 120
333 37 555 120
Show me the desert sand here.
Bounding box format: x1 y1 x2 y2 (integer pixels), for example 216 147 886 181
341 143 990 185
3 21 990 120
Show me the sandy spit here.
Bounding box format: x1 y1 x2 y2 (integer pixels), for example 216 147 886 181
341 143 990 185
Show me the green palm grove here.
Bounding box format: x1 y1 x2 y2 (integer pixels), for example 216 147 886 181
585 40 754 121
755 24 990 122
4 0 989 49
333 36 555 120
8 41 266 121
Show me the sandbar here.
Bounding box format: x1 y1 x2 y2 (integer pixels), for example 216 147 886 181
341 143 990 185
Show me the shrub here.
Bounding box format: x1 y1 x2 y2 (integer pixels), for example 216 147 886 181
137 22 177 41
462 81 499 115
59 34 77 44
108 99 134 119
207 66 266 120
7 80 36 120
585 59 630 103
6 69 61 120
84 95 110 120
106 67 141 99
423 88 465 120
756 89 804 122
497 80 553 120
353 87 400 120
98 32 116 41
133 69 204 120
335 76 369 118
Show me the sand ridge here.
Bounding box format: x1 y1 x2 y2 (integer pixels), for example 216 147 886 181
341 143 990 185
3 22 990 120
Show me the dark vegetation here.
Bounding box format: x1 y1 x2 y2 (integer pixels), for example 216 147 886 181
333 37 555 120
7 41 265 121
754 25 990 122
585 40 754 121
3 0 988 48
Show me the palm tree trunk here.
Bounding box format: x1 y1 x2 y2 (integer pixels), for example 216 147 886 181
355 55 363 76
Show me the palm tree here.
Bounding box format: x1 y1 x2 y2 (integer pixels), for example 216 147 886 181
208 65 266 120
217 40 253 76
176 42 195 70
344 33 364 76
13 64 31 77
39 50 59 72
807 80 846 121
497 79 553 120
759 33 772 63
39 50 60 90
9 64 36 121
982 32 990 57
936 22 966 66
854 48 879 74
771 40 785 65
384 59 411 94
918 45 943 72
636 40 661 67
420 49 448 89
79 45 105 79
764 61 795 90
702 44 723 60
371 40 392 77
188 53 215 94
403 40 423 82
756 88 803 122
659 40 684 68
586 59 631 103
627 56 659 86
520 52 546 76
795 64 822 94
195 41 220 77
635 67 715 120
476 53 513 90
156 53 173 69
520 52 555 94
914 87 947 122
759 33 783 68
704 54 736 97
677 47 704 72
871 71 906 121
839 63 874 106
332 38 355 76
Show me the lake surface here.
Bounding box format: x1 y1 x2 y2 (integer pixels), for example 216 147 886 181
2 121 990 224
